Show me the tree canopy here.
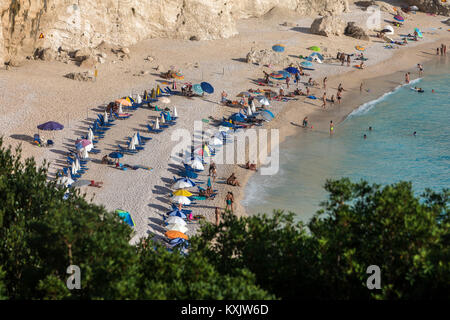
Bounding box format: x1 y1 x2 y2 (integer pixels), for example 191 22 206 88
0 138 448 299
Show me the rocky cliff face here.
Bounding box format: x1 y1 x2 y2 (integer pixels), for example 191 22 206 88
0 0 350 65
407 0 450 16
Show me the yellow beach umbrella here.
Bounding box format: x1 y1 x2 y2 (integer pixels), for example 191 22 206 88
151 88 156 99
115 98 131 106
156 85 161 96
173 189 193 197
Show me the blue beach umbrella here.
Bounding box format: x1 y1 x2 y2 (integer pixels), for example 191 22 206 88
37 121 64 131
183 170 198 179
310 52 324 60
109 152 123 159
192 84 204 95
277 70 290 78
259 109 275 121
200 82 214 94
394 15 404 22
229 113 246 122
285 67 299 74
272 44 285 52
301 61 313 67
173 177 196 187
116 210 135 227
167 209 187 219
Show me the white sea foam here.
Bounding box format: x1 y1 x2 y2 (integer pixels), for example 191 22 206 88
347 78 422 119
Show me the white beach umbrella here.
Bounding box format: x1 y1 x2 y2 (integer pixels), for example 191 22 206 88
81 147 89 159
75 157 81 172
71 161 77 175
209 136 223 146
218 126 230 133
166 224 188 234
129 139 136 150
104 111 109 123
160 115 166 124
173 107 178 117
189 157 205 170
166 216 186 225
251 100 257 113
172 180 195 189
88 128 94 143
119 103 124 114
383 25 394 35
247 105 253 116
257 96 271 106
137 94 142 104
59 175 74 188
154 118 160 130
171 195 191 205
132 132 139 145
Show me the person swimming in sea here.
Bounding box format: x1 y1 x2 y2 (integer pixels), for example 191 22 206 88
413 131 417 136
364 134 367 139
369 126 372 131
330 121 334 135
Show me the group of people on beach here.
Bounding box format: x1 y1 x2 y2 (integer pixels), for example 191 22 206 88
436 44 447 56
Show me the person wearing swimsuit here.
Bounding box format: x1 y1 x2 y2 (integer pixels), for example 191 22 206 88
330 120 334 135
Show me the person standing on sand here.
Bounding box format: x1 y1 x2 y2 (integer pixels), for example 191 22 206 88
215 207 221 226
306 86 310 96
330 121 334 135
360 82 363 93
208 161 216 176
405 72 410 84
225 192 234 213
211 166 217 183
286 76 290 89
347 55 351 67
321 92 327 109
417 64 423 77
323 77 327 89
437 47 440 55
337 89 342 104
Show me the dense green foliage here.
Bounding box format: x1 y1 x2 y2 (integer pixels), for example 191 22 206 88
0 138 448 299
193 179 449 299
0 139 272 299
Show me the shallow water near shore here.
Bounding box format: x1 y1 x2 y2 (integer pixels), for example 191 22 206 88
243 58 450 221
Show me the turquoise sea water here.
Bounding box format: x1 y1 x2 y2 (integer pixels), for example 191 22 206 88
242 60 450 221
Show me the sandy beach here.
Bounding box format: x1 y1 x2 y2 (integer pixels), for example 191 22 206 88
1 3 449 244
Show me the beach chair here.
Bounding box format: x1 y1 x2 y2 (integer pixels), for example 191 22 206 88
147 124 163 134
117 144 138 154
113 112 131 120
128 140 144 151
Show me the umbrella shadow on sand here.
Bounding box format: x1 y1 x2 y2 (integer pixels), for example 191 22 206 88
9 134 34 144
152 185 172 195
290 26 310 34
147 203 168 213
50 149 69 156
148 223 166 234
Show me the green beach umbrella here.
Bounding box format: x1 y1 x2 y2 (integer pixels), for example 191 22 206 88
309 46 321 52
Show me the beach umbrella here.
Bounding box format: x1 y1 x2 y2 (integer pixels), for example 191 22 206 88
258 109 275 122
172 178 196 189
269 72 285 80
155 118 160 129
311 56 323 63
80 147 89 159
277 70 290 78
189 157 205 170
394 15 404 22
37 121 64 131
192 84 204 95
183 169 198 179
173 107 178 117
165 230 189 240
301 61 313 67
115 98 131 106
173 72 184 80
310 52 324 60
59 175 74 188
414 28 423 38
75 139 92 150
173 189 193 197
355 46 366 51
236 91 251 97
247 105 253 116
132 132 139 145
109 152 123 161
200 82 214 94
118 103 124 114
166 215 187 224
285 66 299 74
74 157 81 173
129 139 136 150
87 128 94 143
272 44 285 52
218 126 230 133
116 210 135 227
71 161 77 175
171 195 191 205
166 223 188 234
251 100 257 113
257 96 271 106
160 114 166 124
209 136 223 147
410 5 418 11
104 111 109 123
382 25 394 34
309 46 321 52
229 113 246 122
